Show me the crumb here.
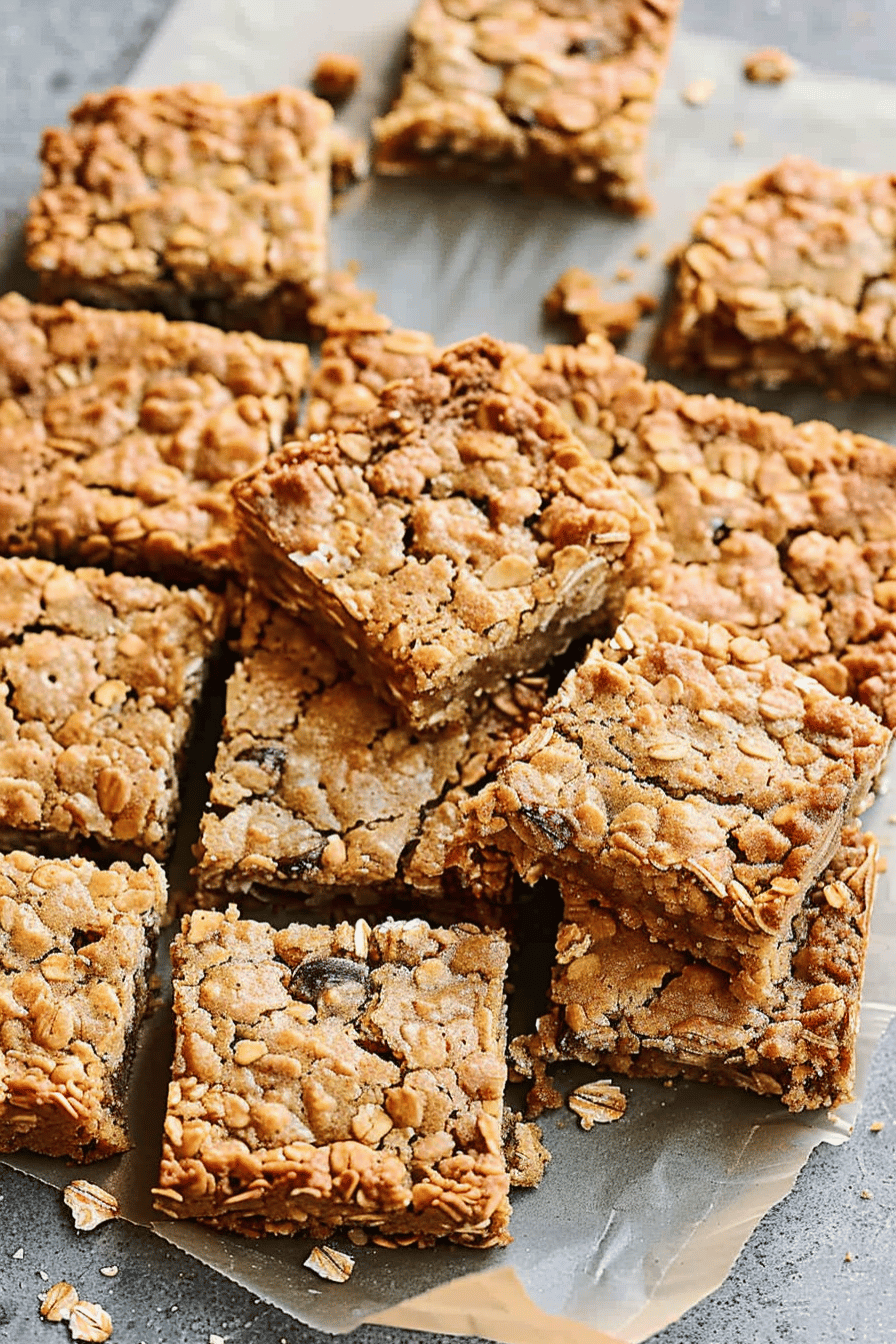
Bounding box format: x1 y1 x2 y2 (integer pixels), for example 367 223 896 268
683 77 715 106
311 51 362 102
98 1267 118 1278
12 1247 24 1259
732 129 746 148
544 266 657 344
304 1246 355 1282
634 243 652 260
860 1189 873 1199
210 1335 226 1344
844 1250 853 1262
870 1120 885 1132
615 265 634 282
743 47 795 83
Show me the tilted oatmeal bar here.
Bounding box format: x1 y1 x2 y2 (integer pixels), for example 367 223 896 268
194 591 546 906
26 84 332 337
0 555 225 860
515 824 877 1111
458 599 889 1001
656 156 896 394
153 909 513 1246
0 851 167 1158
373 0 681 214
234 334 664 730
0 294 307 585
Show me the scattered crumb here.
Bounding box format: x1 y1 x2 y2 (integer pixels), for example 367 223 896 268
98 1267 118 1278
40 1282 79 1322
634 242 652 260
330 125 370 195
544 266 657 344
743 46 795 83
844 1250 853 1262
663 1079 674 1087
39 1271 49 1282
683 77 715 106
347 1229 369 1247
304 1245 355 1283
12 1247 23 1259
614 265 634 282
732 129 746 148
63 1182 119 1232
870 1120 885 1132
568 1081 628 1129
311 51 362 103
504 1114 551 1188
860 1189 873 1199
68 1300 113 1342
210 1335 226 1344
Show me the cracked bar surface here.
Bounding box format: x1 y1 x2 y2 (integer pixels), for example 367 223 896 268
0 851 167 1158
458 599 889 1001
0 294 308 585
373 0 681 214
194 591 546 906
515 824 877 1110
26 84 332 337
234 334 664 730
0 555 226 860
153 909 513 1245
656 156 896 394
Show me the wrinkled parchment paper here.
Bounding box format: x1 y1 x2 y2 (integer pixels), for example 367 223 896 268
6 7 896 1342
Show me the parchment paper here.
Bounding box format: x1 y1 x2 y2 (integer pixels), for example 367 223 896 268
5 8 896 1343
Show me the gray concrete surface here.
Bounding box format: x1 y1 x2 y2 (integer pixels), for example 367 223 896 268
2 2 896 1342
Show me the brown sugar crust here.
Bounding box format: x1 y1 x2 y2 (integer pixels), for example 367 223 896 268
373 0 681 214
458 599 889 1001
656 156 896 394
0 555 225 860
153 910 512 1245
26 84 332 337
0 851 167 1158
515 825 877 1111
234 334 664 730
194 591 546 904
0 294 307 585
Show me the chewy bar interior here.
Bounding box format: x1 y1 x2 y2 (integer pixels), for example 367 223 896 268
0 294 308 585
523 824 878 1112
234 334 663 730
194 591 546 907
655 156 896 395
0 555 225 861
459 599 890 1001
26 84 333 337
0 851 167 1159
518 337 896 728
154 909 513 1246
373 0 681 214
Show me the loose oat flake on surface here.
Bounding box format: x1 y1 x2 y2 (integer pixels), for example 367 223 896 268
40 1282 79 1321
62 1182 119 1231
67 1300 113 1342
304 1246 355 1282
569 1081 628 1129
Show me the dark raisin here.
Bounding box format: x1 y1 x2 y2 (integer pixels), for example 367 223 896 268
277 846 325 879
289 956 369 1003
236 743 287 775
519 804 573 850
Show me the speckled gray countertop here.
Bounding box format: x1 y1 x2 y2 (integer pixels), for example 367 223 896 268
1 3 896 1342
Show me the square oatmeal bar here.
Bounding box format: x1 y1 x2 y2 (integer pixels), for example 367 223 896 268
153 909 513 1245
0 294 307 585
234 334 664 729
26 84 332 337
0 556 225 861
0 851 167 1158
373 0 681 214
458 599 889 1001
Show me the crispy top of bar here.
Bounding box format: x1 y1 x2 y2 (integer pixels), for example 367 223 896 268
27 84 332 287
162 910 509 1227
464 599 889 933
197 593 546 894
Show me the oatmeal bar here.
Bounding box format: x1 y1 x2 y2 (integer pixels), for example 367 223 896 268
234 335 664 730
0 294 307 585
194 591 546 906
373 0 681 214
0 555 225 860
458 599 889 1000
153 909 512 1245
656 157 896 394
303 323 438 433
518 824 877 1111
0 851 167 1158
26 84 332 337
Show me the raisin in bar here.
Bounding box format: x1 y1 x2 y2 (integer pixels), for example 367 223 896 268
0 555 225 861
0 851 167 1158
26 84 332 337
516 824 877 1111
458 599 890 1001
194 591 545 908
234 334 664 730
656 156 896 394
373 0 681 214
153 909 512 1246
0 294 307 585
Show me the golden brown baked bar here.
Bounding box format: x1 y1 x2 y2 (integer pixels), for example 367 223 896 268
656 157 896 394
153 909 513 1246
26 84 332 337
0 294 307 585
457 599 890 1001
0 851 167 1158
515 824 877 1111
373 0 681 214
